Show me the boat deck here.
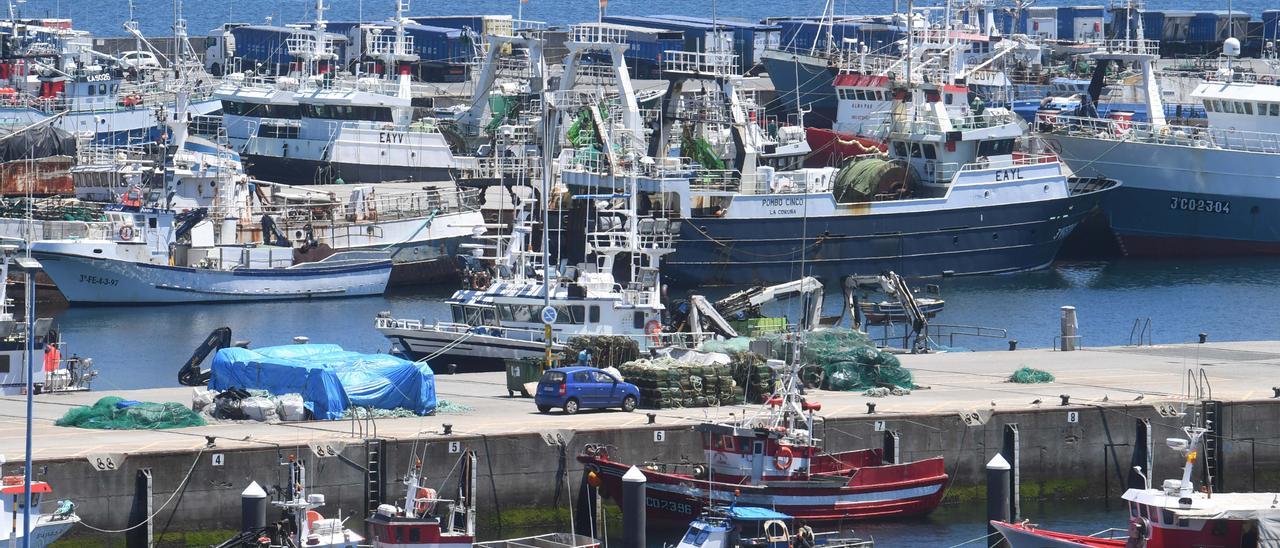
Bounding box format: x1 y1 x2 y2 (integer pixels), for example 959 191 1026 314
2 340 1277 461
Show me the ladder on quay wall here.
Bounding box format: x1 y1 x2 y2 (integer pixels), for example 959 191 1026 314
365 438 388 512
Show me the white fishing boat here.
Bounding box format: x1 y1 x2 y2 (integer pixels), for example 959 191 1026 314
1 468 80 547
29 92 393 304
217 1 462 185
1036 27 1280 256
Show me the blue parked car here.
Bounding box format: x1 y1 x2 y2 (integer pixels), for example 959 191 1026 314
535 366 640 415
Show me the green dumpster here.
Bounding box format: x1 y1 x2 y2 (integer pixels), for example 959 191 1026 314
506 358 549 397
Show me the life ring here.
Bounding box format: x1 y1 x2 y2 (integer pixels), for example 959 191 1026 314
644 319 662 344
119 225 135 241
774 446 794 470
414 487 437 515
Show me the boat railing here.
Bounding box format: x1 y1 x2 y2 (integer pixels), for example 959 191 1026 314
212 246 294 270
663 50 738 77
569 24 629 45
464 155 543 180
368 33 415 59
957 153 1058 173
1096 39 1160 56
920 160 961 181
1038 113 1280 154
252 186 482 225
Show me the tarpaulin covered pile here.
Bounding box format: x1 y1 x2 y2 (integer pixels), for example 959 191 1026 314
210 344 436 420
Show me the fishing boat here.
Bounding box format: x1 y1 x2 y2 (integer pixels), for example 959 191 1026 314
1035 30 1280 256
375 170 685 370
0 244 95 396
1 473 79 547
556 31 1116 286
675 506 873 548
366 452 476 548
29 95 393 304
993 426 1280 547
217 1 461 185
579 352 948 523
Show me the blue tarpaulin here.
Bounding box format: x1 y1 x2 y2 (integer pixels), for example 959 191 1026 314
210 344 436 420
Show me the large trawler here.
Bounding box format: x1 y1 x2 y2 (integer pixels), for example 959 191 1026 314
1037 34 1280 256
554 30 1116 286
215 1 460 184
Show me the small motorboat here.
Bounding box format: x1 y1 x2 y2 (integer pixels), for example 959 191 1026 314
676 506 873 548
1 475 80 548
995 426 1280 547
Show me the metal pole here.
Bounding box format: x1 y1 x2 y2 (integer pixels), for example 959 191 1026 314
21 267 35 548
621 466 646 548
986 454 1011 548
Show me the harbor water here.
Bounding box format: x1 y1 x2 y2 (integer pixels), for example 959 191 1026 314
56 256 1280 392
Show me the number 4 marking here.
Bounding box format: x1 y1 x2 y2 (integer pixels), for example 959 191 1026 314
212 453 225 467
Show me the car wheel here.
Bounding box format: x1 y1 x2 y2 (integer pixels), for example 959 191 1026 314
563 398 580 415
621 395 637 412
537 405 551 414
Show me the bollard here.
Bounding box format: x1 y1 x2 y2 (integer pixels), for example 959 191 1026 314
1008 340 1018 351
622 466 647 548
1060 306 1078 351
986 454 1012 548
646 413 656 424
1059 394 1070 406
241 481 268 533
443 423 453 435
1198 333 1208 344
448 363 459 375
866 402 876 414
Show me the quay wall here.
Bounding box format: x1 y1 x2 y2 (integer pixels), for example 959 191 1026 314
44 400 1280 539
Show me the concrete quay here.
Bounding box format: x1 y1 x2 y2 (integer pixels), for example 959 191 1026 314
4 340 1280 539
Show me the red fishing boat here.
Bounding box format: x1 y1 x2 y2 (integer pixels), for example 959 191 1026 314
579 359 948 523
993 426 1280 548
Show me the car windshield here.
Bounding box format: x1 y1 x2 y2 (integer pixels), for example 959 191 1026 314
539 371 565 384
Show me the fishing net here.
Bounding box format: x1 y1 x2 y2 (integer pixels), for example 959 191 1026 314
56 396 206 430
618 358 741 409
760 328 916 391
1009 367 1056 384
559 336 639 369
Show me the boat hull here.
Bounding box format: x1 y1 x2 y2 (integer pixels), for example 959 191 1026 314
762 50 839 129
991 521 1126 548
243 153 455 185
804 127 885 168
378 324 560 372
1045 133 1280 256
30 250 391 304
580 453 948 523
662 188 1109 286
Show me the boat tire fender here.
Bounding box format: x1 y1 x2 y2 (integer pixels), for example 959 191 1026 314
119 225 135 241
1128 516 1151 540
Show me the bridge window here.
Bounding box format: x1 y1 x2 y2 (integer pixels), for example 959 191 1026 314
1272 104 1279 116
1223 101 1235 113
589 305 600 323
88 85 96 96
302 103 394 122
1242 102 1254 115
977 139 1014 156
1203 99 1212 112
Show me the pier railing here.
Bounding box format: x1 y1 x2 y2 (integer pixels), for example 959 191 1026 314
1096 39 1160 56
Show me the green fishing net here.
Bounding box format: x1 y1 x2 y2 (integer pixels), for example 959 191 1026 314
56 396 206 430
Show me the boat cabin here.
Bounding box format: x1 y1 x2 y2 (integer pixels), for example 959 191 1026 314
1194 81 1280 135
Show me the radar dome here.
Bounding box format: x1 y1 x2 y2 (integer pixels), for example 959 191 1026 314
1223 37 1241 57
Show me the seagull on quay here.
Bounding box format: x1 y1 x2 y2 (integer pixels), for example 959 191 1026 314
1030 399 1042 406
1134 394 1145 401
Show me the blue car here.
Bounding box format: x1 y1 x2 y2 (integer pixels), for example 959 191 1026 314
535 366 640 415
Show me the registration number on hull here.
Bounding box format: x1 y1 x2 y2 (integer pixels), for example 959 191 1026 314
1170 196 1230 214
